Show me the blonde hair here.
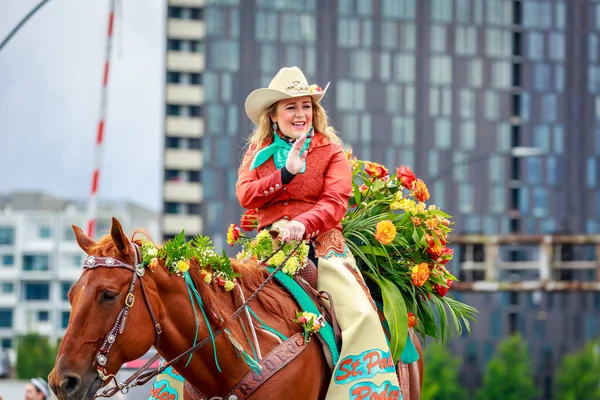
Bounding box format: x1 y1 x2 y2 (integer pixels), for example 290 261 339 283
240 98 342 169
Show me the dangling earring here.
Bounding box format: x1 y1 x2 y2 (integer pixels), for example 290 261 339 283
273 122 278 134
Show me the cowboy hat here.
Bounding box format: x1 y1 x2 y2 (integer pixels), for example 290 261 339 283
245 66 330 124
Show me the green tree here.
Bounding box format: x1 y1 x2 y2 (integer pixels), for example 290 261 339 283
555 338 600 400
421 343 467 400
475 334 538 400
16 333 57 380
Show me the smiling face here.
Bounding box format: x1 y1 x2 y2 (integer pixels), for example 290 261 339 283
272 96 313 139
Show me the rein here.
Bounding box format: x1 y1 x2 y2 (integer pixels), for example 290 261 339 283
94 241 302 398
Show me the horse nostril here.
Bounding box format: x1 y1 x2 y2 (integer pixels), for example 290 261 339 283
61 374 81 394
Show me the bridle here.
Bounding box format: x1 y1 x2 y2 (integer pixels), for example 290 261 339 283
82 242 162 383
84 240 302 399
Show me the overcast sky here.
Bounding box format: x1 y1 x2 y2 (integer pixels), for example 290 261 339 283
0 0 164 211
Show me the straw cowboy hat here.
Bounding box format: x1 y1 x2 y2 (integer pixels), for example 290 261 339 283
245 66 330 124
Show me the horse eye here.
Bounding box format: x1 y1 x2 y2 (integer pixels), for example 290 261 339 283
100 291 118 302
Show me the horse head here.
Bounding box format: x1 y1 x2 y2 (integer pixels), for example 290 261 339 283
49 218 161 400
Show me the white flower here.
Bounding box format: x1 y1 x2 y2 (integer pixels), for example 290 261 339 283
147 247 157 257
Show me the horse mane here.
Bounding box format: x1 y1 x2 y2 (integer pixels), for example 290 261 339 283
187 258 299 354
127 233 298 355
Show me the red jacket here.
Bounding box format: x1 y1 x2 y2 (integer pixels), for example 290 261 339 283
236 132 352 240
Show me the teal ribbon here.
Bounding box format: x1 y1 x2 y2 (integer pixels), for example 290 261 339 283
249 131 312 173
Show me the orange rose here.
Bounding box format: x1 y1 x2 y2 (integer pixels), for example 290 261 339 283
407 312 417 328
412 179 430 202
411 263 430 287
396 165 416 189
365 161 389 180
426 235 444 258
411 217 421 226
374 220 397 245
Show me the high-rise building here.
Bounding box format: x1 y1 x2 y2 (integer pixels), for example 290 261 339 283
163 0 206 242
0 192 159 351
162 1 600 398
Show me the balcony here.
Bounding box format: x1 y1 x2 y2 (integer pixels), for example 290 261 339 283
164 182 203 203
166 84 204 105
167 52 205 73
168 0 206 6
163 215 202 235
164 149 203 170
166 116 204 138
168 19 205 40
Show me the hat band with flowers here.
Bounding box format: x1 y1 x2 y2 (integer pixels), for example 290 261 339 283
245 66 329 125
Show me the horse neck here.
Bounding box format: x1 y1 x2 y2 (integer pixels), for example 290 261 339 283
150 265 249 395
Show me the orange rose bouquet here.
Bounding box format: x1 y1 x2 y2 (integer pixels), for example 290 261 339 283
342 150 477 359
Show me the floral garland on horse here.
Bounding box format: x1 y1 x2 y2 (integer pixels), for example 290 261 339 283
139 154 477 362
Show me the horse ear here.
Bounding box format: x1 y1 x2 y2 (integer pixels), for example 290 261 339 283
73 225 96 254
110 217 131 256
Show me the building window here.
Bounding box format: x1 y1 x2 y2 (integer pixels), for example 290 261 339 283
164 202 181 214
187 203 201 215
528 32 544 60
0 228 14 245
430 56 452 85
165 137 181 149
430 25 446 53
459 183 474 214
166 104 180 116
39 226 51 239
381 0 415 20
63 227 75 242
37 311 49 322
460 121 476 150
167 39 181 51
61 282 72 301
166 71 180 84
0 309 12 328
484 91 499 120
469 59 482 87
189 170 200 183
61 311 70 329
435 119 452 149
23 283 50 301
431 0 452 23
1 255 13 267
0 283 13 294
189 106 202 117
22 255 49 271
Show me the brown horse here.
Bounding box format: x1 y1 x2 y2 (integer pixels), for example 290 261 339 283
49 218 423 399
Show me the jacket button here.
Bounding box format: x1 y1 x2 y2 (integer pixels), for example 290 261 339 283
284 202 288 206
275 184 280 189
263 190 268 196
284 215 289 220
270 187 274 193
283 187 287 191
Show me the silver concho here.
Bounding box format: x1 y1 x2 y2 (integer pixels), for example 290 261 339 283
107 334 116 344
85 256 96 267
106 258 115 266
136 267 145 277
97 353 107 366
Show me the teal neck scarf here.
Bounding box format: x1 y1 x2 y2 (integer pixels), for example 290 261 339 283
250 129 313 172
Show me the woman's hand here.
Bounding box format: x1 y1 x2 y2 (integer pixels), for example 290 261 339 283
282 220 306 242
285 133 308 175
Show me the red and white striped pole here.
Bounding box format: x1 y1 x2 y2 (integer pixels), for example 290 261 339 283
86 0 118 239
